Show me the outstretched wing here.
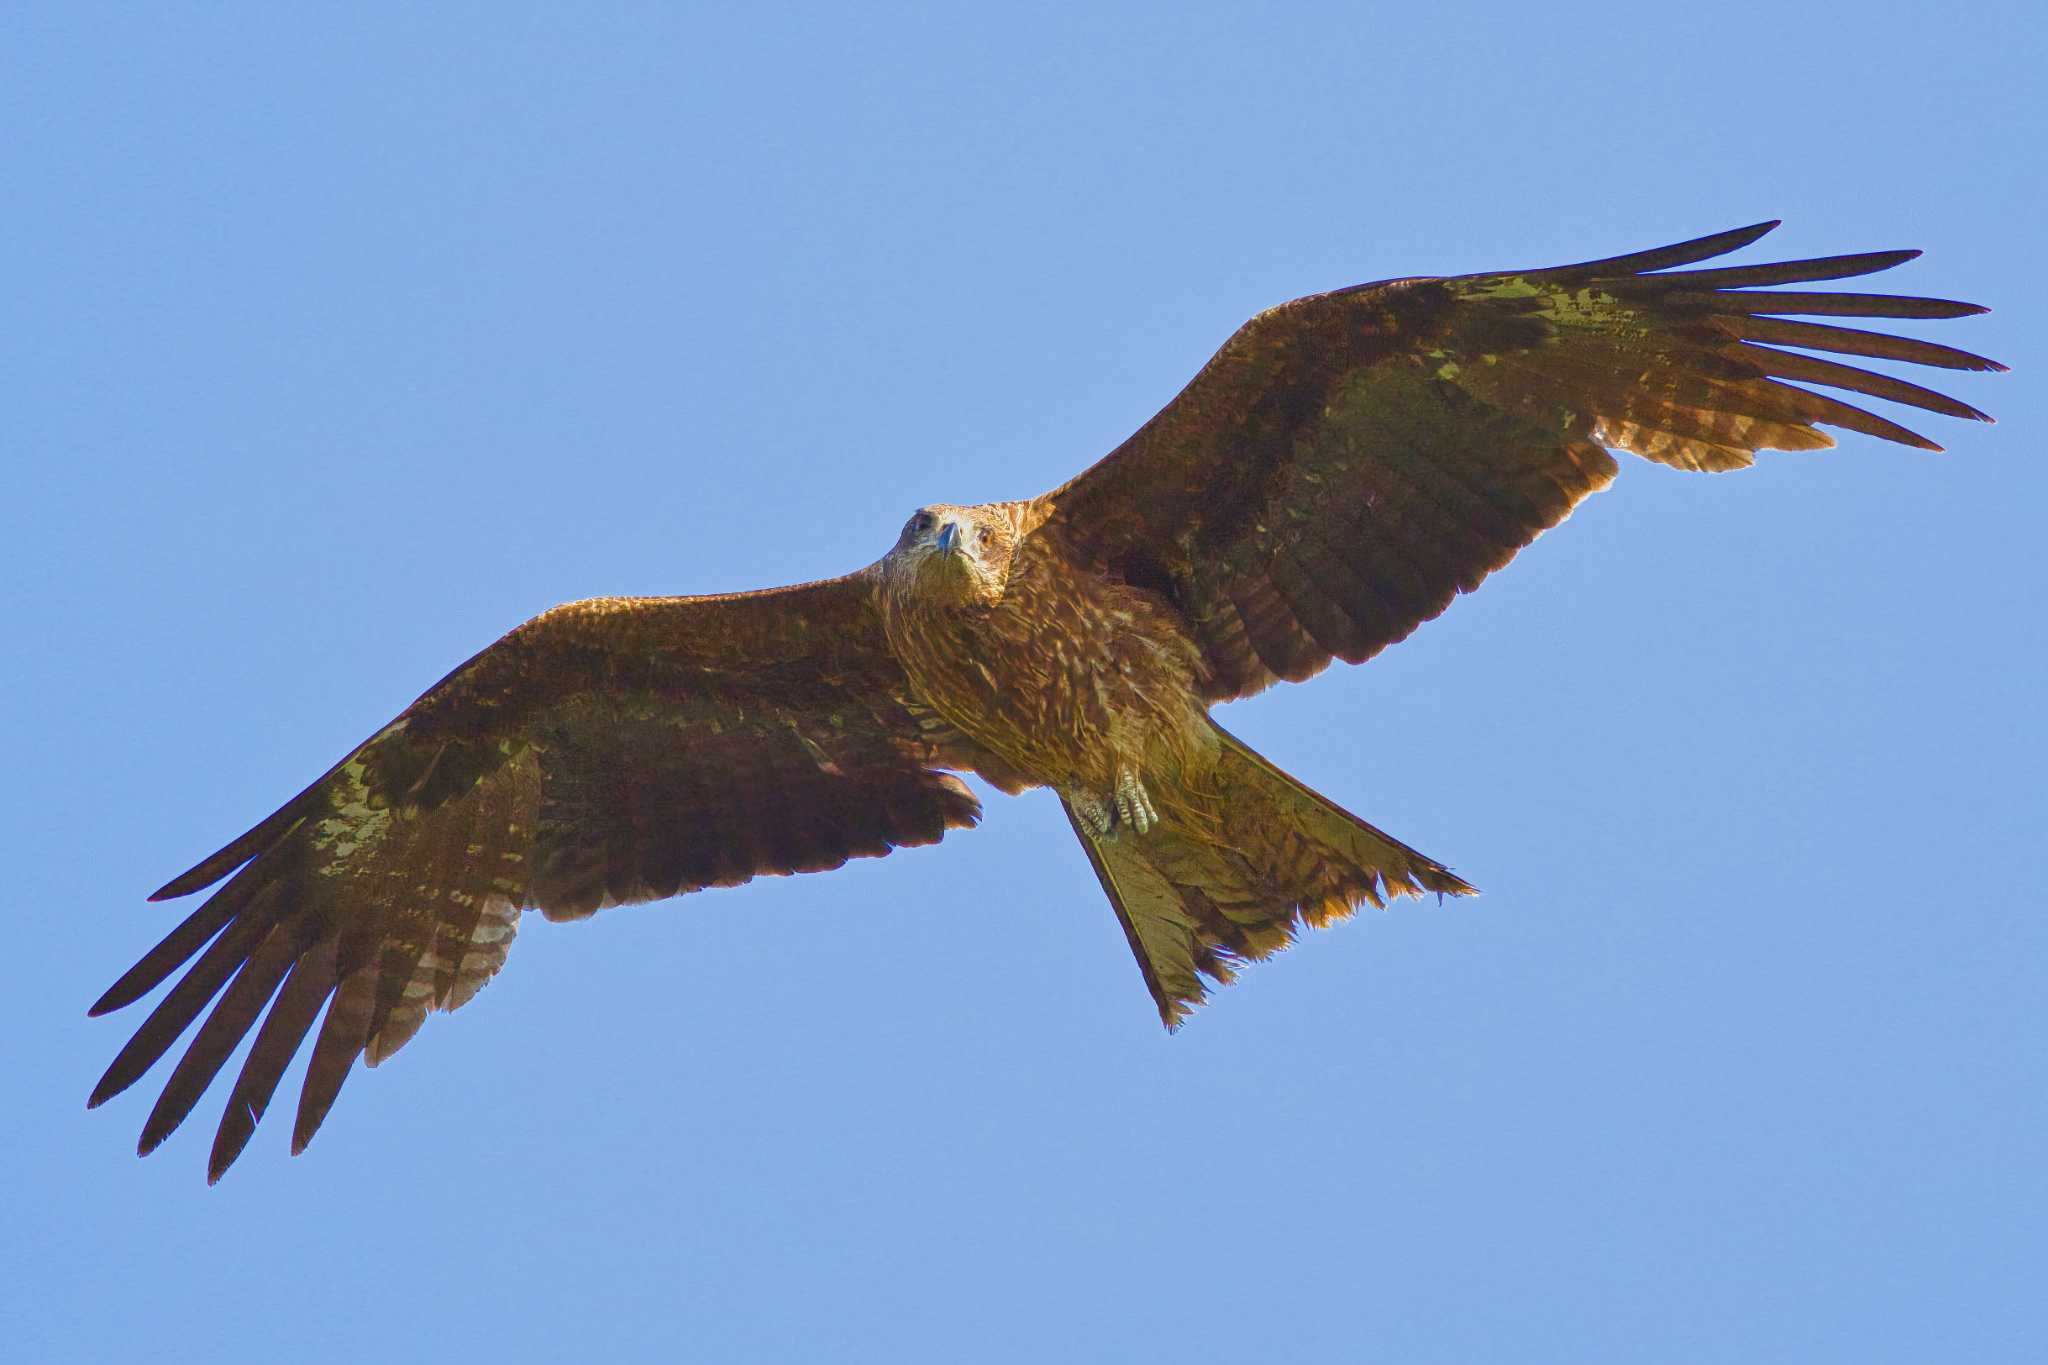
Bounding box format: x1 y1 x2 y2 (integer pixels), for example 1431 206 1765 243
1029 221 2002 703
92 574 992 1181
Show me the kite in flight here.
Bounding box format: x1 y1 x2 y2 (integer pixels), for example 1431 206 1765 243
92 221 2001 1180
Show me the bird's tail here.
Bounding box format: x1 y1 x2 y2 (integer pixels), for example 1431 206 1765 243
1063 719 1474 1028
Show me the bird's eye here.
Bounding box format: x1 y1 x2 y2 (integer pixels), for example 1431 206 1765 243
909 512 933 535
977 527 994 548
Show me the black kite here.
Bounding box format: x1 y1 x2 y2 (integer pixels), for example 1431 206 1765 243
92 221 2001 1180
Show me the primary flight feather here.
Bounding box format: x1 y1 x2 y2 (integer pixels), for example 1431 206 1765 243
93 221 2001 1180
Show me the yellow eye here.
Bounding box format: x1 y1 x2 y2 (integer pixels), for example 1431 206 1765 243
977 527 994 548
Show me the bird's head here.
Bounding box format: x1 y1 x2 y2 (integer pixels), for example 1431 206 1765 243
881 502 1020 608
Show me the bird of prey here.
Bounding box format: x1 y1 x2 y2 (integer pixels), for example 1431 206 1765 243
92 221 2000 1181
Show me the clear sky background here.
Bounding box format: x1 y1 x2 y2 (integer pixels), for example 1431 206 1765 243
6 4 2042 1362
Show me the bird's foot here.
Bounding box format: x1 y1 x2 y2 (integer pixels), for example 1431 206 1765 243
1113 767 1157 836
1070 769 1158 839
1070 792 1115 838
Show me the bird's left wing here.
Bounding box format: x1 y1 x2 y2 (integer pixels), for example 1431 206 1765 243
92 574 997 1180
1028 222 2001 702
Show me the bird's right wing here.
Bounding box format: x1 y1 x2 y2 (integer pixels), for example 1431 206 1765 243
1028 222 2002 704
92 574 1005 1181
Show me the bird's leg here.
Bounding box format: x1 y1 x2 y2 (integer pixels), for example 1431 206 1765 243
1113 766 1158 836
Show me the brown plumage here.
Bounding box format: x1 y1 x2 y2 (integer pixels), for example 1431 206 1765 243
92 221 2001 1180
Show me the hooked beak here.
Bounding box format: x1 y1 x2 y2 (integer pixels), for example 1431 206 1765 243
935 520 960 556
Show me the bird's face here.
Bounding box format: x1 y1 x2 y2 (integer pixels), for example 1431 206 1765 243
884 503 1019 607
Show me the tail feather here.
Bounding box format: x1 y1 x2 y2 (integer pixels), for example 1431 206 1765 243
1066 721 1474 1029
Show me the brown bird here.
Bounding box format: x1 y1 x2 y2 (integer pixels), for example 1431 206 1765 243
92 221 2000 1181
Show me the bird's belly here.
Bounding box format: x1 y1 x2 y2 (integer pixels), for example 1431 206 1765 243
896 576 1211 794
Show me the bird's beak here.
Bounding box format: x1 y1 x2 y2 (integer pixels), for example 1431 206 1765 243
935 520 960 556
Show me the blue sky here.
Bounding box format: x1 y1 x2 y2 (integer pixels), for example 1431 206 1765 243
7 4 2042 1362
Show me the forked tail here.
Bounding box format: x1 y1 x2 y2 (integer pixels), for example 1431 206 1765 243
1065 720 1474 1028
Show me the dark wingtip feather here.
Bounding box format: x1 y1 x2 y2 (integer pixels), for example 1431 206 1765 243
151 862 237 903
1549 220 1781 278
209 1094 266 1180
1717 316 2006 373
88 1057 137 1110
207 1089 263 1184
134 923 301 1159
1677 220 1784 258
206 940 336 1182
1741 346 1997 425
91 979 151 1020
1651 248 1925 289
152 801 319 901
88 914 267 1112
1877 423 1944 453
1771 380 1950 452
1702 290 1991 320
1913 299 1993 319
292 974 373 1156
87 1057 133 1110
90 892 242 1017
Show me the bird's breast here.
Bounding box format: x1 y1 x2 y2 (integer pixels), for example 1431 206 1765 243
880 550 1207 790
